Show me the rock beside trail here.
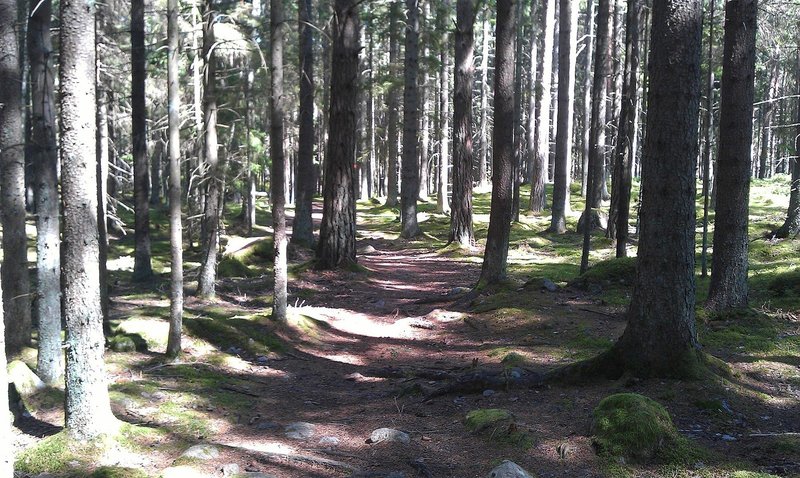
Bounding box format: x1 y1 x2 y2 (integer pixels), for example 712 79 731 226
180 444 220 460
542 278 559 292
161 465 213 478
285 421 316 439
487 460 534 478
319 436 340 447
366 428 411 445
7 360 45 396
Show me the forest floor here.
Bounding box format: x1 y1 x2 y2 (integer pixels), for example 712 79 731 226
9 179 800 478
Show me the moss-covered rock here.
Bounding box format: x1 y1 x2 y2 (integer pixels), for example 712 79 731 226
572 257 637 288
218 256 258 278
465 409 533 449
108 333 149 352
591 393 701 464
7 359 45 396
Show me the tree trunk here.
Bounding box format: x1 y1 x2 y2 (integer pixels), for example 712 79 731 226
0 0 32 355
166 0 183 358
401 0 421 238
511 0 524 222
59 0 117 438
525 6 538 188
759 56 778 179
610 0 704 378
271 0 288 321
478 12 491 189
0 272 10 475
450 0 476 246
699 0 716 275
479 0 516 285
773 43 800 239
368 29 376 199
706 0 757 312
293 0 315 247
580 0 595 197
530 0 556 212
28 0 61 383
438 0 451 215
197 1 221 298
607 0 641 258
386 1 400 207
131 0 153 282
96 6 111 335
547 0 578 233
316 0 359 268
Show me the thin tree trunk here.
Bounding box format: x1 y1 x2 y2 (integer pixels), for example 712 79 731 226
478 12 491 189
450 0 476 246
525 7 538 190
60 0 117 438
293 0 315 247
700 0 716 275
29 0 61 383
548 0 578 233
316 0 359 268
511 0 524 222
166 0 184 358
438 0 451 215
400 0 421 238
368 29 376 199
759 55 779 179
0 272 9 475
271 0 288 321
96 11 111 335
150 134 163 205
773 41 800 238
0 0 31 355
530 0 556 212
479 0 516 285
132 0 153 281
581 0 595 196
197 1 221 298
706 0 758 312
386 1 400 207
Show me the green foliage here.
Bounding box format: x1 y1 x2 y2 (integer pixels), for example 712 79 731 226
592 393 704 464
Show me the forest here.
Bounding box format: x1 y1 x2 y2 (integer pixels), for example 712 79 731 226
0 0 799 476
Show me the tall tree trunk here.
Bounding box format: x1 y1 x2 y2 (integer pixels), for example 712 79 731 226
530 0 556 212
607 0 641 257
166 0 184 358
706 0 758 312
773 42 800 239
131 0 153 281
547 0 578 233
606 0 704 379
60 0 117 438
316 0 359 268
368 29 376 199
580 0 610 272
400 0 421 238
759 55 778 179
386 1 400 207
479 0 516 285
29 0 61 383
0 0 31 355
438 0 451 215
450 0 476 246
478 12 491 189
0 272 9 475
580 0 595 196
96 6 111 335
699 0 716 275
525 6 538 189
197 1 221 298
271 0 288 321
293 0 315 247
511 0 524 222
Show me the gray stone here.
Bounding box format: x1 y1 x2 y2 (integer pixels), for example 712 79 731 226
256 420 279 431
721 434 737 441
487 460 534 478
180 444 220 460
7 360 45 396
161 465 212 478
482 389 495 397
366 428 410 445
285 421 316 439
222 464 240 476
319 436 340 447
542 278 559 292
386 473 406 478
358 244 377 254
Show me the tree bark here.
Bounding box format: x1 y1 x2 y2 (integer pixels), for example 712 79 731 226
580 0 595 197
166 0 184 358
293 0 315 247
28 0 62 383
706 0 758 312
773 43 800 239
0 272 10 476
401 0 421 238
0 0 32 355
438 0 451 215
479 0 516 285
131 0 153 281
758 55 779 179
699 0 716 274
271 0 288 321
548 0 578 233
60 0 117 438
386 1 400 207
478 12 491 189
197 1 222 298
530 0 556 212
449 0 476 246
611 0 704 378
316 0 359 268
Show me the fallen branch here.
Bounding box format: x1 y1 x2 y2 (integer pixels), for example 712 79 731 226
251 449 356 473
423 369 544 400
577 307 617 319
749 432 800 437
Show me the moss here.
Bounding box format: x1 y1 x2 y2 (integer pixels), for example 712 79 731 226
108 333 149 352
464 408 534 449
500 352 527 368
90 466 150 478
15 432 94 474
766 268 800 296
218 255 258 278
573 257 637 288
591 393 705 464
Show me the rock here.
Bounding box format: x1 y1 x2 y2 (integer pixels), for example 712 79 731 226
222 464 240 476
180 444 220 460
366 428 411 445
256 356 269 364
482 389 495 397
396 317 436 330
7 360 45 396
255 420 279 431
285 421 316 439
385 473 406 478
161 465 213 478
542 278 559 292
721 434 737 441
447 286 472 297
487 460 534 478
319 436 340 447
359 244 377 254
